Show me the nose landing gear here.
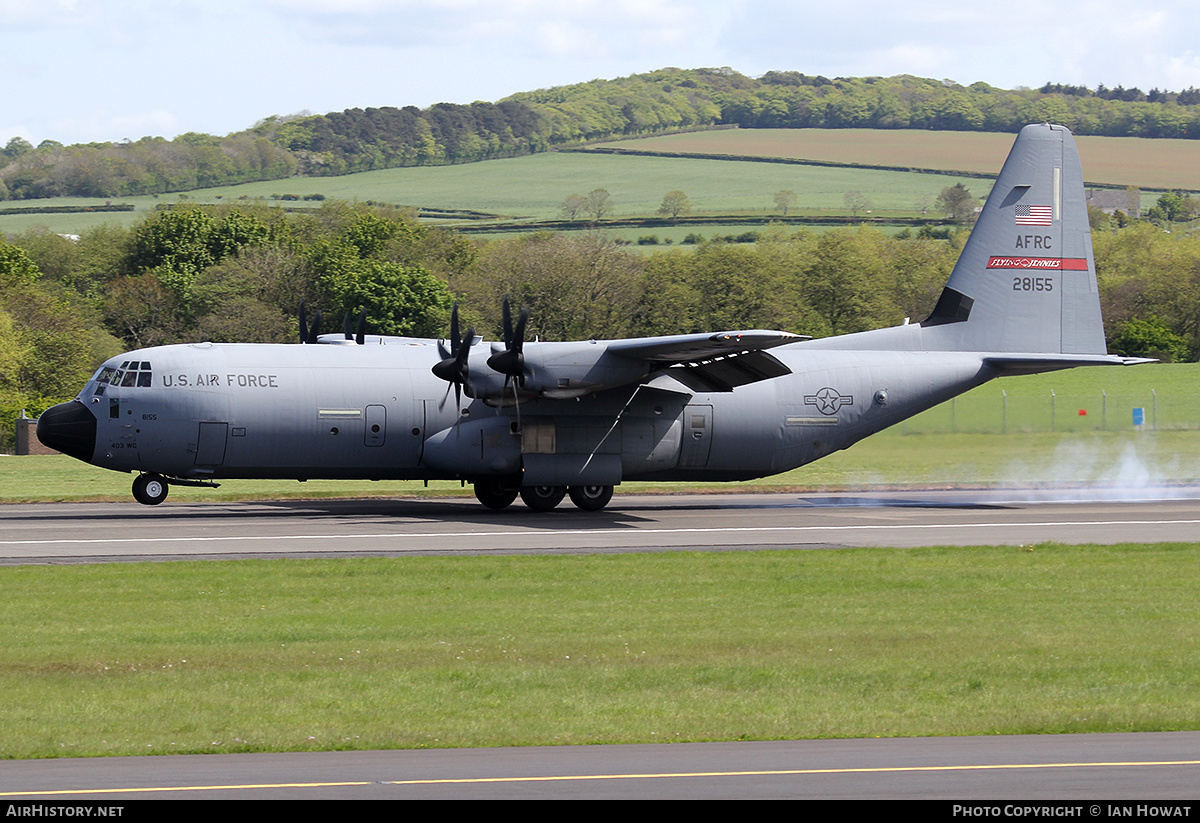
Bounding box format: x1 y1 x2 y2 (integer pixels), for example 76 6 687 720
132 473 169 506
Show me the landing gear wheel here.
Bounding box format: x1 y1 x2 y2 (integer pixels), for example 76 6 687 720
568 484 613 511
520 485 566 512
132 473 169 506
474 478 519 511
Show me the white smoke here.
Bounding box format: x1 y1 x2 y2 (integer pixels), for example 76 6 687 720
994 437 1200 503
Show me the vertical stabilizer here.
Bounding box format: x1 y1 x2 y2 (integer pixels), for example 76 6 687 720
922 124 1105 355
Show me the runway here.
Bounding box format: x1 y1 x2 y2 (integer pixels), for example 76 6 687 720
3 489 1199 800
2 488 1200 564
3 732 1200 799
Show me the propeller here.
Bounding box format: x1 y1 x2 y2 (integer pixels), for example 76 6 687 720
343 308 368 344
485 295 533 433
487 295 529 387
298 302 322 344
432 303 474 410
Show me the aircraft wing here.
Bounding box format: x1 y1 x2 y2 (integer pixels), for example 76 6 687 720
445 322 809 403
605 330 806 362
608 330 805 393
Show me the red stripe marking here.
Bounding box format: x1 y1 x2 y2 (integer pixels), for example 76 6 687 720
987 257 1089 270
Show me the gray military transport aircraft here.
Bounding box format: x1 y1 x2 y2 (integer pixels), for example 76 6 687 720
38 124 1147 512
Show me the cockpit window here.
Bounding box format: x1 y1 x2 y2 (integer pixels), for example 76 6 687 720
105 361 153 389
92 367 116 396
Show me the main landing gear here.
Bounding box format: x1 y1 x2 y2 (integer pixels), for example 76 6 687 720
473 479 614 512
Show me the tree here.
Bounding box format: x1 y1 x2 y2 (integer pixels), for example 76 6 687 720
1147 191 1200 223
935 183 979 224
469 233 643 341
127 206 271 308
1109 316 1190 362
103 272 188 348
584 188 612 222
0 240 41 286
323 258 453 338
843 190 872 217
802 227 898 335
307 218 455 339
560 193 587 220
1 244 121 423
657 190 691 221
2 137 33 160
773 190 797 215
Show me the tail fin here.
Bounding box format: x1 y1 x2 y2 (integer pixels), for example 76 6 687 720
923 123 1106 356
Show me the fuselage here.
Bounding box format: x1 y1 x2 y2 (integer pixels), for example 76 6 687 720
39 328 998 487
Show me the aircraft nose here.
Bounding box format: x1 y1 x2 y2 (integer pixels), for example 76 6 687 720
36 400 98 462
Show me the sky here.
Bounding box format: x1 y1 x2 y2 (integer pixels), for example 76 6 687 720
2 0 1199 147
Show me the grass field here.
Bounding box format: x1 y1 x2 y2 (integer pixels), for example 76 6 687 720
594 128 1200 191
0 151 964 237
2 543 1199 759
6 128 1195 238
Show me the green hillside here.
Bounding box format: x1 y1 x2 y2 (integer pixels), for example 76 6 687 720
5 68 1200 202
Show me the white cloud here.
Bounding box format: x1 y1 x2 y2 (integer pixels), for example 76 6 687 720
2 0 1199 145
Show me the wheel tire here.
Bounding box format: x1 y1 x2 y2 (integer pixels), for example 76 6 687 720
474 478 519 511
132 474 169 506
568 484 613 511
520 485 566 512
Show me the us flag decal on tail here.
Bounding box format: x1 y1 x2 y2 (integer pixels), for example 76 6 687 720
1015 204 1053 225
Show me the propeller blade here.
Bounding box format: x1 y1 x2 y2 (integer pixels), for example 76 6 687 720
355 309 367 345
488 296 529 381
501 295 513 346
298 302 308 344
343 311 353 340
438 302 460 360
432 326 475 387
306 310 322 345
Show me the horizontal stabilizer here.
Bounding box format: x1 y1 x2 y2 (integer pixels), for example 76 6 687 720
984 354 1156 376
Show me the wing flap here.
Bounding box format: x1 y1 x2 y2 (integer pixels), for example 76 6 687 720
663 350 792 392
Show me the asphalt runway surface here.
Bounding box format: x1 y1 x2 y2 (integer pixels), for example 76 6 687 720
4 489 1199 799
3 488 1200 564
3 732 1200 800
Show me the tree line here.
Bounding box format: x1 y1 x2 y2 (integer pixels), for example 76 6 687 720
6 68 1200 200
4 197 1200 448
